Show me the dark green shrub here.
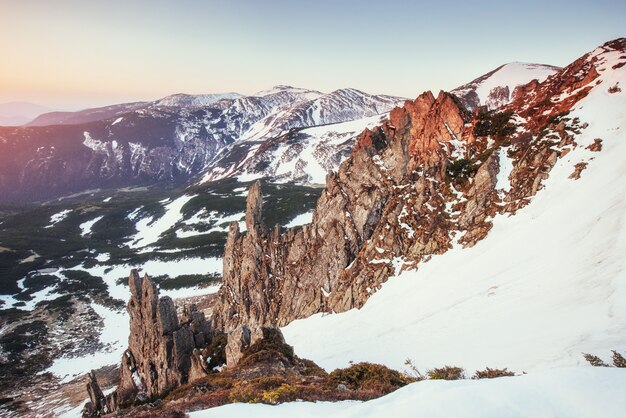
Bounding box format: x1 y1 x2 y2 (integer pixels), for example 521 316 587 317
473 110 515 141
156 274 220 290
446 158 477 180
205 333 228 370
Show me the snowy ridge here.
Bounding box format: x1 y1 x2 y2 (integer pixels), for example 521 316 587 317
254 85 323 100
197 87 404 184
4 84 405 202
240 88 404 141
452 62 559 110
154 93 242 107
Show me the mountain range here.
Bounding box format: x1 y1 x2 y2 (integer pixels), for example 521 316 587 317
0 62 559 203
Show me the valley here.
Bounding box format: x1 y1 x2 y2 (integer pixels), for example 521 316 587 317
0 180 321 415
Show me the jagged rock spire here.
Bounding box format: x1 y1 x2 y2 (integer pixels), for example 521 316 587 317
87 270 214 412
83 370 117 417
245 180 263 235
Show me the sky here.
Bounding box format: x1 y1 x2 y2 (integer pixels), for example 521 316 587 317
0 0 624 110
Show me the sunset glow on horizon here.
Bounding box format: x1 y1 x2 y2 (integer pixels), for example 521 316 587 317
1 0 624 109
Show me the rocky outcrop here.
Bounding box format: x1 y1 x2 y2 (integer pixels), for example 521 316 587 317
79 38 624 415
84 271 216 415
116 270 213 404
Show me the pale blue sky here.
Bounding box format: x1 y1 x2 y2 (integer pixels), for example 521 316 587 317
0 0 624 109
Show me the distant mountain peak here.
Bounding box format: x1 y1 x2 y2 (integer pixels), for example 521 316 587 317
154 92 242 107
452 62 560 110
254 85 323 97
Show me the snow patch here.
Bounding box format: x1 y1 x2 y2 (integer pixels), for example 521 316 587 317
45 303 128 383
45 209 72 228
129 194 196 248
285 211 314 228
496 147 514 194
79 216 103 237
176 211 245 238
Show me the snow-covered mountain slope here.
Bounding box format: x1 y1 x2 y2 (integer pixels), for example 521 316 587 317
202 113 388 184
282 43 626 374
25 87 318 127
197 88 405 184
215 86 325 141
153 92 242 107
190 368 626 418
452 62 559 110
240 88 404 141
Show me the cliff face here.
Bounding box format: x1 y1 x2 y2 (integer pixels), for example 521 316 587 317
214 38 626 366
